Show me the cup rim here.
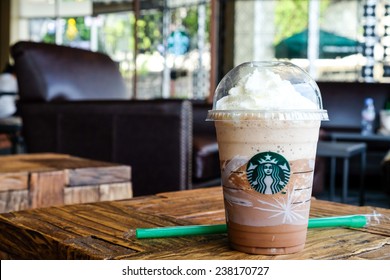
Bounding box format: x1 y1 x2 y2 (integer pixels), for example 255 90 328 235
207 109 329 121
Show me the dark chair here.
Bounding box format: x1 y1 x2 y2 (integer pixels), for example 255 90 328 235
382 151 390 196
11 41 192 196
191 100 221 187
11 41 129 102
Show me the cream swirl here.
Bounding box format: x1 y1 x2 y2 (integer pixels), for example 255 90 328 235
216 69 317 110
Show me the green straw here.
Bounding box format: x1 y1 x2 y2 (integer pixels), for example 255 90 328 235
135 215 367 239
308 215 367 228
136 224 228 239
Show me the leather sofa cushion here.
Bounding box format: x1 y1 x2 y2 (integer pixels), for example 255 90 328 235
11 41 129 101
191 100 221 183
193 134 220 181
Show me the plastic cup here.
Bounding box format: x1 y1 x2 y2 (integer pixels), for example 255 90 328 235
379 110 390 134
207 61 328 254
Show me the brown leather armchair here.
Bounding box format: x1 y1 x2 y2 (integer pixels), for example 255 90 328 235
11 41 192 196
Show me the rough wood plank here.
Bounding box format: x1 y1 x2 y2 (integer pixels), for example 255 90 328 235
117 229 390 260
122 187 225 224
0 187 389 260
99 182 133 201
29 171 66 208
158 186 223 199
355 244 390 259
61 236 137 260
0 201 210 259
0 153 72 173
0 190 28 213
68 166 131 186
0 172 28 191
292 228 390 260
0 153 124 174
28 157 116 171
0 153 132 211
63 183 133 205
64 186 100 204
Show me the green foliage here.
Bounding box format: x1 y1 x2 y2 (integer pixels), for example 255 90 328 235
182 5 211 48
274 0 330 44
137 12 163 53
42 33 55 44
101 13 134 53
182 7 198 38
39 4 210 55
75 17 90 41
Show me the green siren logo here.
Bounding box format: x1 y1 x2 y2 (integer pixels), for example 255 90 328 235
246 152 291 194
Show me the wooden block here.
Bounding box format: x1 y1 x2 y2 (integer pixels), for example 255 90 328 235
64 186 100 205
0 153 132 212
0 172 28 192
0 190 28 213
0 153 70 173
64 183 133 205
29 171 66 208
68 166 131 186
99 182 133 201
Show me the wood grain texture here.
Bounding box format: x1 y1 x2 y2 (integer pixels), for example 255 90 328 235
68 166 131 186
0 153 129 176
0 190 28 212
98 182 133 201
64 185 100 204
0 172 28 192
0 187 389 260
63 182 133 204
29 170 66 208
0 153 132 212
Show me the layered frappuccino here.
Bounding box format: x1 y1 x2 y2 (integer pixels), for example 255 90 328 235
207 62 328 255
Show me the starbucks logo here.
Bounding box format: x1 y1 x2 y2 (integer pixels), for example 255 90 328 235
246 152 291 194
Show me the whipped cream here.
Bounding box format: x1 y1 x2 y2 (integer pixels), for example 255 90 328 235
216 69 317 110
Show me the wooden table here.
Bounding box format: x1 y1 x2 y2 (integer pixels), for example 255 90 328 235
0 153 132 213
0 186 389 260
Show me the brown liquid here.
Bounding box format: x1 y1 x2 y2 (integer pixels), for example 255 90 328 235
214 118 321 255
227 221 307 255
221 157 314 254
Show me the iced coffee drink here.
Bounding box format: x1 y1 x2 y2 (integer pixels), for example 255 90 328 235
207 62 328 255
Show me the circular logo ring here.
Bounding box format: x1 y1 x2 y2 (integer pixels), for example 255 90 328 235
246 152 291 194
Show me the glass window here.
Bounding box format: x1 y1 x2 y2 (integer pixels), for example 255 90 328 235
230 0 390 83
25 0 211 100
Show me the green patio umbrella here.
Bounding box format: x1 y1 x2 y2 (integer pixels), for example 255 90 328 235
275 29 360 59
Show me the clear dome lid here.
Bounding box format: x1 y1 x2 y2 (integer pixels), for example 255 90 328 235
207 61 328 121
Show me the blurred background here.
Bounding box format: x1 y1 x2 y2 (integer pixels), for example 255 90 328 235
1 1 390 206
1 0 389 101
